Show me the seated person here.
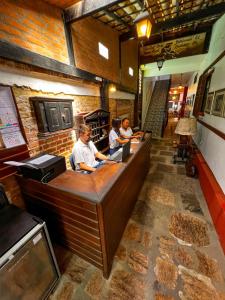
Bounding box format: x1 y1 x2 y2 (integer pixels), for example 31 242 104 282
120 118 143 139
109 118 129 155
72 124 109 172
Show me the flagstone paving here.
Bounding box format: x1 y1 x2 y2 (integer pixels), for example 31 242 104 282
50 138 225 300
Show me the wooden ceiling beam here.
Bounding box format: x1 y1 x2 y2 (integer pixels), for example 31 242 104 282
64 0 123 23
103 9 132 29
120 2 225 41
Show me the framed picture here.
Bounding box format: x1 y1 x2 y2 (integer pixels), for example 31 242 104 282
204 92 214 114
212 89 225 117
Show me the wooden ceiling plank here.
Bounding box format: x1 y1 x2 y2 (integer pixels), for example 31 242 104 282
64 0 123 23
120 2 225 40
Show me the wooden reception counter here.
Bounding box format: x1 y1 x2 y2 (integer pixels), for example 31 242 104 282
17 135 151 278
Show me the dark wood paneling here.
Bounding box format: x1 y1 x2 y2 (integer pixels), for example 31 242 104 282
0 145 29 180
71 17 120 82
121 39 139 92
65 0 122 23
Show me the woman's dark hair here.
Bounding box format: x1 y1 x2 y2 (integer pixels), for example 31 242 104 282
112 118 121 129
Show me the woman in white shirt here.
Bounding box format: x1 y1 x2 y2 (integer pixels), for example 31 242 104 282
109 119 129 155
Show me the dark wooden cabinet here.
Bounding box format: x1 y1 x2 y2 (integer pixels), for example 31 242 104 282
31 98 73 133
75 109 110 153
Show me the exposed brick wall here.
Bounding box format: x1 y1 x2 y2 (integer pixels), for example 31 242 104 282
3 86 101 207
109 99 134 127
0 0 69 64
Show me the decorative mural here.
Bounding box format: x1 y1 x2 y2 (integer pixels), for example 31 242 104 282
140 33 207 63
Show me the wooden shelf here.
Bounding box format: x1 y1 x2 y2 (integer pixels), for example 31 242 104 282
94 135 109 144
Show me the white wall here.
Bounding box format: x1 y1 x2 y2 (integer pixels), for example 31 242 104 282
143 54 205 77
193 14 225 193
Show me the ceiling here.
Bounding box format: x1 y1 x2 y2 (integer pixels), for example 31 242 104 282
170 72 194 87
44 0 80 9
92 0 225 40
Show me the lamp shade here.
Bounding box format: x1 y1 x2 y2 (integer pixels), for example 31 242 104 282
134 11 152 39
175 117 197 136
157 58 165 71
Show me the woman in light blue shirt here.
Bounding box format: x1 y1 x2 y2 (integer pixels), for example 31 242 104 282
109 119 129 155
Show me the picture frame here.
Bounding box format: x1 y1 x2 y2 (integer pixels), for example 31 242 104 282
204 92 214 114
212 89 225 117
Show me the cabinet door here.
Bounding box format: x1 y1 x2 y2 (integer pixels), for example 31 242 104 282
60 102 73 129
44 102 62 132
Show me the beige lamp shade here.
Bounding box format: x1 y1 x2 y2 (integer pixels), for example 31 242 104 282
175 117 197 136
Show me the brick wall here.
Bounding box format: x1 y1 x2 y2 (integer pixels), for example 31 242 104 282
3 86 101 207
0 0 69 64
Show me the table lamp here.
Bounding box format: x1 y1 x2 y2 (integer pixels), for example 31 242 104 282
173 117 197 164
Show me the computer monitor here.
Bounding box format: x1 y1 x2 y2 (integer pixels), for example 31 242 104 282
122 140 131 162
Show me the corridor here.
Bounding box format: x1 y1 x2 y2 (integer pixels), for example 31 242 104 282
51 137 225 300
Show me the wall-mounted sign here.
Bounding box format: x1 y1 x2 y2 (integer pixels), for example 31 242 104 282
140 32 207 63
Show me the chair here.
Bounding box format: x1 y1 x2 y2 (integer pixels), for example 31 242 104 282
69 154 75 171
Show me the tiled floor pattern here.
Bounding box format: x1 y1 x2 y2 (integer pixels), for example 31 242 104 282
50 138 225 300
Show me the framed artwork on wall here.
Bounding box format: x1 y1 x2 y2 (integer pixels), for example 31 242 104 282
204 92 214 114
212 89 225 117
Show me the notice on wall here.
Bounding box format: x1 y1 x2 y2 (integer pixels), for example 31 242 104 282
0 86 25 148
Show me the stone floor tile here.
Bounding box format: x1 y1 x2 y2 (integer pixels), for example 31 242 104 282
154 293 175 300
196 250 224 283
154 257 178 290
84 270 105 299
151 156 167 163
179 265 222 300
159 236 176 259
131 200 154 227
159 151 174 156
65 256 92 284
141 230 152 249
108 270 146 300
169 212 210 246
151 149 159 155
146 172 164 184
148 185 176 207
156 163 176 174
173 246 193 268
115 244 127 261
50 275 77 300
128 250 149 274
177 166 186 175
181 193 203 215
123 221 142 242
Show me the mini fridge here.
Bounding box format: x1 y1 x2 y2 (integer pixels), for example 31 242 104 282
0 185 60 300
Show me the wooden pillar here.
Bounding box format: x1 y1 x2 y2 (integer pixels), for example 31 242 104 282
100 80 109 111
179 86 188 118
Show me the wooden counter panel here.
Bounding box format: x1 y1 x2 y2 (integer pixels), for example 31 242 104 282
17 174 98 210
60 239 103 270
17 136 152 278
100 139 151 275
59 235 103 262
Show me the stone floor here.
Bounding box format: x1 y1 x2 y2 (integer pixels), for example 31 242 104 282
50 136 225 300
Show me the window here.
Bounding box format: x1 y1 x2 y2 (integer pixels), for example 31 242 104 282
129 67 134 76
98 42 109 59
